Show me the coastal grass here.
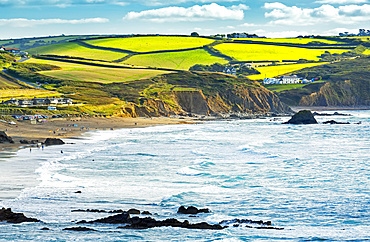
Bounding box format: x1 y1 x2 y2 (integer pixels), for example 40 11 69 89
214 43 351 62
248 63 327 80
238 38 346 44
264 80 325 92
27 42 126 61
122 49 228 70
0 76 22 88
0 88 60 102
85 36 215 52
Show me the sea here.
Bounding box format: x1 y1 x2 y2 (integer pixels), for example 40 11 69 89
0 110 369 241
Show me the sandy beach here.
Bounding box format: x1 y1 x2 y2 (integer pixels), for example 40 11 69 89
0 116 194 152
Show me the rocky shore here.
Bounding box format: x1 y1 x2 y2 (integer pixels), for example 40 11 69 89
1 206 283 231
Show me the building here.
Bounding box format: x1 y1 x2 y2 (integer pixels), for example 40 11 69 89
263 75 313 85
223 67 237 76
0 46 20 55
1 97 73 106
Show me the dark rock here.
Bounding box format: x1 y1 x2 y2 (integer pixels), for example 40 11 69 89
20 139 29 144
44 138 65 146
323 120 350 124
283 110 317 124
128 208 140 214
313 112 351 116
41 227 50 230
117 216 224 230
74 191 82 194
63 226 97 231
0 131 14 143
0 207 40 224
141 211 152 215
77 212 130 224
177 206 210 214
233 224 240 227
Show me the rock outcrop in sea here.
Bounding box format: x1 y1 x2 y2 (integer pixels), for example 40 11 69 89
44 138 65 146
283 110 318 124
0 208 40 224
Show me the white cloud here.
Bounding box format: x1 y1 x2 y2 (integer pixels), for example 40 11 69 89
239 23 256 27
264 2 370 25
315 0 368 4
0 0 239 7
123 3 248 22
0 18 109 27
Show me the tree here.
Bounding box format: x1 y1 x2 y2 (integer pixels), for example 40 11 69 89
190 32 199 37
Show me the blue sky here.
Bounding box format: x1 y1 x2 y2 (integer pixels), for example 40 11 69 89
0 0 369 39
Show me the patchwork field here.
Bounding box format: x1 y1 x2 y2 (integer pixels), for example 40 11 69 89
238 38 346 44
0 88 60 102
122 49 228 70
85 36 215 52
27 42 126 62
214 43 351 62
28 58 171 83
248 63 326 80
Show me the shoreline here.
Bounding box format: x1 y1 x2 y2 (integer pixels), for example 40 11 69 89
0 116 195 153
291 106 370 112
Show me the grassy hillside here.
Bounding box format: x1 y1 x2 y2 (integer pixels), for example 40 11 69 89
85 36 214 52
122 49 228 70
248 63 326 80
27 58 171 83
213 43 352 62
27 42 126 62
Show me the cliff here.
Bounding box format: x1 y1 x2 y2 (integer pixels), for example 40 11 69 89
112 72 292 117
277 56 370 107
299 79 370 106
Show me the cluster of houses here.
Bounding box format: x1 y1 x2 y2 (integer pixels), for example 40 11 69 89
263 75 314 85
223 67 237 76
0 46 27 56
1 97 73 107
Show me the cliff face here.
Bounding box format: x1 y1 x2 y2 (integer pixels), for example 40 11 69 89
299 79 370 106
105 71 292 118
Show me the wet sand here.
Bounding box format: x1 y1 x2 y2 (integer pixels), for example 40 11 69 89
0 116 194 152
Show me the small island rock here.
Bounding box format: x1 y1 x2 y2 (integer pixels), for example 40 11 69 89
0 131 14 143
283 110 317 124
44 138 65 146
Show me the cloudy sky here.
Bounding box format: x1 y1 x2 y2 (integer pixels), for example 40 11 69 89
0 0 369 39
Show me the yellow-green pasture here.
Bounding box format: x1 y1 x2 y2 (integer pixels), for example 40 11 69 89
122 49 228 70
85 36 215 52
264 81 325 93
27 42 126 62
28 58 171 83
363 49 370 55
341 36 370 41
0 88 60 102
248 63 327 80
0 76 22 89
214 43 351 62
237 38 346 44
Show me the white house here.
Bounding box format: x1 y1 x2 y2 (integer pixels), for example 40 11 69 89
263 75 313 85
223 67 237 76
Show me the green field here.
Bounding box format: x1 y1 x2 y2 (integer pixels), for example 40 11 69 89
214 43 351 62
264 80 326 92
248 63 327 80
27 58 171 83
85 36 215 52
238 38 345 44
27 42 126 62
122 49 228 70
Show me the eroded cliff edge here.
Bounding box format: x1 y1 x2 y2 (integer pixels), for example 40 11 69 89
111 72 292 118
